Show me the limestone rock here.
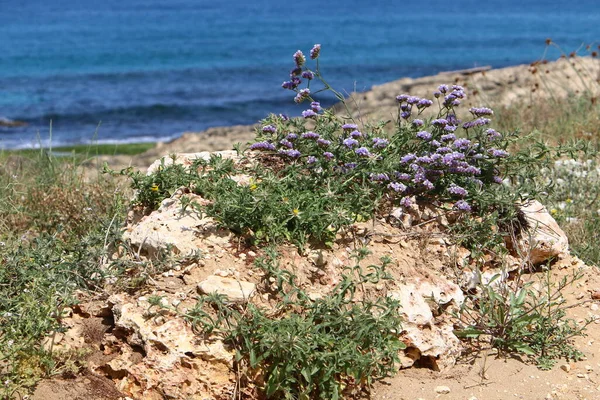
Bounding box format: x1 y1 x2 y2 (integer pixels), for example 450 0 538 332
146 150 241 175
123 191 231 257
517 200 569 264
197 275 256 304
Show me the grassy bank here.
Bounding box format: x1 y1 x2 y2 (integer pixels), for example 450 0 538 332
1 141 156 159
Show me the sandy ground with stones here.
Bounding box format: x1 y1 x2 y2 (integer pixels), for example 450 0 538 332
32 56 600 400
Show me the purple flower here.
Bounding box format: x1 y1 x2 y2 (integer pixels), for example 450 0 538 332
250 141 276 151
279 114 290 121
448 184 468 197
372 137 389 148
323 151 334 160
301 131 320 139
417 99 433 109
442 152 466 165
344 162 357 170
317 138 331 147
438 84 449 94
262 125 277 134
416 155 433 164
430 140 441 148
421 179 434 190
452 99 461 106
469 107 494 117
401 111 411 119
493 176 503 184
311 101 322 113
279 149 301 158
464 165 481 175
290 67 302 77
282 80 297 90
396 94 409 103
293 50 306 67
342 123 358 132
279 139 294 149
400 153 416 164
440 133 456 142
453 138 471 149
400 197 413 208
452 84 465 92
307 156 317 164
416 130 432 140
388 182 407 192
407 96 421 105
463 118 491 129
343 138 359 148
400 104 411 112
436 146 452 154
394 172 411 181
433 91 442 98
294 88 311 103
355 147 371 157
310 44 321 59
370 173 390 182
486 128 502 141
412 119 424 127
489 148 509 158
446 114 460 125
432 118 448 127
430 153 442 163
350 130 362 138
454 200 472 212
301 71 314 80
302 109 317 119
286 133 298 140
444 125 457 132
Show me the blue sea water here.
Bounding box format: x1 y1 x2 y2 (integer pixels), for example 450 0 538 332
0 0 598 149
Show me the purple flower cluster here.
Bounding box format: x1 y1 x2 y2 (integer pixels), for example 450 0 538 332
343 138 359 148
301 131 320 139
388 182 407 192
350 130 362 138
311 102 322 113
342 123 358 132
250 141 276 151
355 147 371 157
302 110 317 119
294 88 311 104
416 131 432 141
293 50 306 67
317 138 331 147
279 149 301 158
448 184 468 197
469 107 494 117
463 118 491 129
454 200 472 212
372 137 389 148
396 94 433 119
301 71 314 80
262 125 277 134
370 173 390 182
310 44 321 59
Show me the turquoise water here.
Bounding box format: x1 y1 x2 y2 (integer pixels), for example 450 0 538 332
0 0 598 148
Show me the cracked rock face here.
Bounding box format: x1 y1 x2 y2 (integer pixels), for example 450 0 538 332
516 200 569 265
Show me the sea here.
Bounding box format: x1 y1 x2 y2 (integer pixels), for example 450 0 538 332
1 0 599 149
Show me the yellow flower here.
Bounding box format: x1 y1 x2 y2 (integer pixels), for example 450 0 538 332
151 184 159 192
566 198 573 204
292 208 300 216
250 184 258 191
550 208 558 215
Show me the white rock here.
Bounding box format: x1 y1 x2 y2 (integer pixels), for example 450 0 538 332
388 284 433 326
516 200 569 264
197 275 256 304
434 385 451 394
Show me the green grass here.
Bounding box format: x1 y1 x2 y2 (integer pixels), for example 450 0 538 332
1 141 156 158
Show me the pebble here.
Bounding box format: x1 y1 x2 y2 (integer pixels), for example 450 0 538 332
434 385 451 394
590 303 599 311
560 363 571 372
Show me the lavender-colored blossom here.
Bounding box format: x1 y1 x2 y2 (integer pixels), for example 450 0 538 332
370 173 390 182
464 166 481 175
307 156 317 164
250 141 276 151
323 151 334 160
400 197 413 208
301 131 320 139
444 125 457 132
355 147 371 157
290 67 302 77
436 146 452 154
311 101 322 113
400 153 416 164
416 155 433 164
433 91 442 98
400 104 411 112
410 163 422 172
412 119 424 127
388 182 407 192
317 138 331 147
486 128 502 140
301 71 314 80
453 138 471 149
343 138 359 148
454 200 472 212
302 109 317 119
407 96 421 105
452 84 465 91
416 130 432 140
467 177 484 188
492 176 503 184
430 153 443 163
350 130 362 138
438 84 449 94
342 123 358 131
344 162 357 170
394 172 411 181
279 139 294 149
452 99 461 106
421 179 434 190
417 99 433 109
401 111 411 119
294 88 311 103
463 118 491 129
286 133 298 140
262 125 277 134
440 133 456 142
432 118 448 127
293 50 306 67
448 184 468 197
279 114 290 121
442 152 466 165
372 137 389 148
489 148 509 158
452 90 465 99
282 80 296 90
279 149 301 158
430 140 441 148
446 114 460 126
469 107 494 117
310 44 321 59
396 94 409 103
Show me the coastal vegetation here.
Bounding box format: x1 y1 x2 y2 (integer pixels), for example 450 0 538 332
0 44 599 398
